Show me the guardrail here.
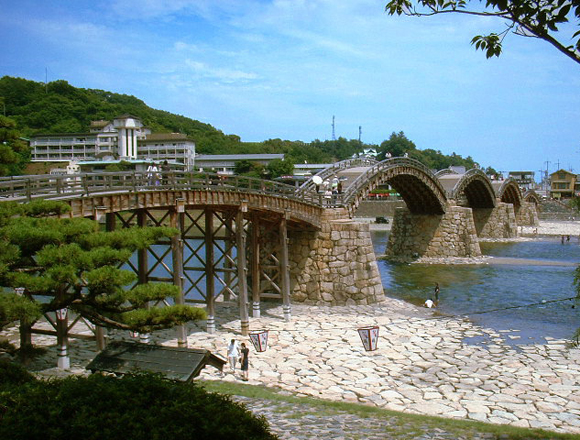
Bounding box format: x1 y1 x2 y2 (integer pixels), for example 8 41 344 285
340 157 448 206
0 171 332 207
296 158 379 193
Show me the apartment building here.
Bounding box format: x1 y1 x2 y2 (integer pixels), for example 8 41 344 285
29 115 195 170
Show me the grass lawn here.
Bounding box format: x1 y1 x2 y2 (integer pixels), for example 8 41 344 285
200 380 580 440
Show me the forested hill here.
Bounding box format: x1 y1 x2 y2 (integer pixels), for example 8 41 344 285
0 76 493 173
0 76 242 154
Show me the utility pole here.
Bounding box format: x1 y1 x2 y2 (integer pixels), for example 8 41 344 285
544 160 551 195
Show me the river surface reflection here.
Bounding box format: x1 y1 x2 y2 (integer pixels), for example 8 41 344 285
371 231 580 344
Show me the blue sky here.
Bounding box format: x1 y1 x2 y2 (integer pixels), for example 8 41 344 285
1 0 579 176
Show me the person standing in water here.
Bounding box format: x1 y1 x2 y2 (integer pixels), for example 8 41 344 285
434 283 440 306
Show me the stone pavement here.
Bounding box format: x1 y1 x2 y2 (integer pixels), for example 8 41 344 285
3 297 580 436
234 395 500 440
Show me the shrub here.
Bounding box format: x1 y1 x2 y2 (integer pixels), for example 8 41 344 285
0 367 278 440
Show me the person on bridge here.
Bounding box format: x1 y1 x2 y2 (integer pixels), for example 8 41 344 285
161 160 170 186
331 176 339 193
146 162 160 186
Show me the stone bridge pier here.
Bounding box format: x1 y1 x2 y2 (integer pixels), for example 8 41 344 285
288 208 384 305
385 204 481 262
516 201 540 226
472 201 518 239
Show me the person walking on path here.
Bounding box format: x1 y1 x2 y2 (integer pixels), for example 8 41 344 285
227 339 239 373
240 342 250 381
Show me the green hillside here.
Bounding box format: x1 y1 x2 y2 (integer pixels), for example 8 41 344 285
0 76 494 175
0 76 242 154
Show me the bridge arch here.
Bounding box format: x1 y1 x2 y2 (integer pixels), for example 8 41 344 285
523 189 542 206
496 178 523 208
450 169 496 209
342 158 448 215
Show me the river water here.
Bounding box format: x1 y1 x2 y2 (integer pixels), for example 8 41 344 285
371 231 580 345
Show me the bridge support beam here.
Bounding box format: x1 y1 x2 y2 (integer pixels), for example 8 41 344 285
386 205 481 262
236 208 250 335
171 206 187 347
289 209 384 305
516 201 539 227
205 209 216 334
250 214 261 318
472 202 518 239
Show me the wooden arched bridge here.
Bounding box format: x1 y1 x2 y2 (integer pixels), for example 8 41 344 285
0 159 538 365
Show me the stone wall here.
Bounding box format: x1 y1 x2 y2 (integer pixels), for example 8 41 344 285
472 202 518 238
516 201 539 226
288 209 384 306
385 205 481 262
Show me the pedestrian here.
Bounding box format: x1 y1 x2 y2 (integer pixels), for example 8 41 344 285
561 235 565 244
324 189 332 206
240 342 249 381
146 162 160 186
424 298 434 308
331 175 339 193
227 339 239 372
434 282 440 306
161 160 170 186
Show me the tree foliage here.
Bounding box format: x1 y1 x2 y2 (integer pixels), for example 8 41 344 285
0 76 499 173
0 200 205 333
377 131 479 170
0 115 30 176
267 158 295 179
0 365 278 440
385 0 580 65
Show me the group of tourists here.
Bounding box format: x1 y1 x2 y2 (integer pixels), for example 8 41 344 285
226 338 250 381
146 160 171 186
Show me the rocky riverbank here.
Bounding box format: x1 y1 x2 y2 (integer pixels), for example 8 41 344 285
2 296 580 435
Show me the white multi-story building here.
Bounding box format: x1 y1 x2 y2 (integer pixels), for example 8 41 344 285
29 115 195 170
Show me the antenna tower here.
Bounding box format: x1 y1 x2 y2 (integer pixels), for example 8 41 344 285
358 126 362 144
332 116 336 141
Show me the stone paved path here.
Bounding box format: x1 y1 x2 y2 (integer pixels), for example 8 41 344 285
234 396 500 439
3 297 580 436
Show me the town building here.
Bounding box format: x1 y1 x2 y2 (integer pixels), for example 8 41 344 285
194 154 285 175
549 169 578 199
29 115 195 170
508 171 535 191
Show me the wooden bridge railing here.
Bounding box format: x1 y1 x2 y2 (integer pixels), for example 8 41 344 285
340 157 449 207
0 171 334 207
296 158 379 193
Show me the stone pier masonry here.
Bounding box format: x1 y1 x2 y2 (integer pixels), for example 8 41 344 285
472 201 519 239
386 205 481 262
289 208 384 306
